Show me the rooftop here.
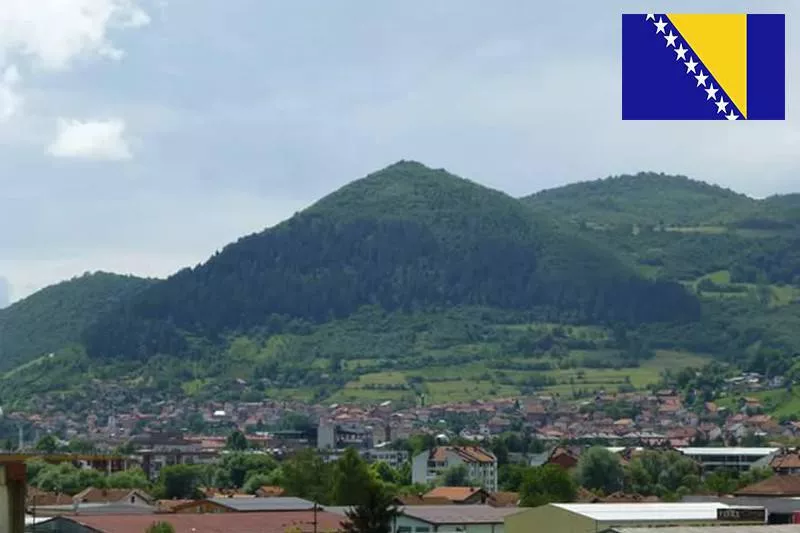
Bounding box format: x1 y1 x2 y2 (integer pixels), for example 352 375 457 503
206 496 315 512
401 504 523 524
676 447 780 457
40 510 344 533
552 502 753 522
608 527 800 533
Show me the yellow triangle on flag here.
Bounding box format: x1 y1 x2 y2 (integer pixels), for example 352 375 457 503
668 14 748 118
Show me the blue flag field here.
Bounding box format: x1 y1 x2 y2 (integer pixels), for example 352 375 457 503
622 14 785 120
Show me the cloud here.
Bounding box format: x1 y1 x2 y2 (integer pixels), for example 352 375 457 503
47 118 132 160
0 65 21 120
0 0 150 71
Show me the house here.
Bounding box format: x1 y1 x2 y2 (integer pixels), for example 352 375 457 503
412 446 498 492
488 492 519 507
423 487 489 504
28 510 345 533
770 449 800 475
504 503 767 533
545 447 579 470
317 421 374 450
30 487 157 517
394 504 523 533
171 496 316 514
72 487 154 507
735 475 800 497
393 495 453 506
255 485 286 497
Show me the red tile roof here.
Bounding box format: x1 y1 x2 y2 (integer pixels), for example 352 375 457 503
424 487 487 503
50 510 345 533
735 475 800 497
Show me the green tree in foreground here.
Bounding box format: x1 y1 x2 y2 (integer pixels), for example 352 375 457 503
575 446 624 495
342 482 400 533
519 464 577 507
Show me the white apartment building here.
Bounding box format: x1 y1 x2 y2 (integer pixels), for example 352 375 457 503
412 446 498 492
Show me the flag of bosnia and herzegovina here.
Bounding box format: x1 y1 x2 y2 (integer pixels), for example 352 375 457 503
622 13 785 120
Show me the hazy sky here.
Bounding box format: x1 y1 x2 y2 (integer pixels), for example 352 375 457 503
1 0 798 302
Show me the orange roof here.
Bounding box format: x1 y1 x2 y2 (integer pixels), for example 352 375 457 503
256 485 286 497
394 494 453 505
430 446 495 464
771 453 800 469
424 487 487 503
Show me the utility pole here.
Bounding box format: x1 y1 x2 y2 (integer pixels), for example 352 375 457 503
313 500 318 533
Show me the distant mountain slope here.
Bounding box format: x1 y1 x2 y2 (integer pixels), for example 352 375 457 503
0 272 155 372
523 172 762 227
83 161 700 361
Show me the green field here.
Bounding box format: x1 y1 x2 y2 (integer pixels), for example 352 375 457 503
324 350 710 404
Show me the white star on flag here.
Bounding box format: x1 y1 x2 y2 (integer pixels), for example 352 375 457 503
695 70 708 87
674 44 688 60
705 84 718 100
654 17 668 34
664 31 678 47
646 13 656 21
726 111 740 120
684 57 698 73
716 98 729 113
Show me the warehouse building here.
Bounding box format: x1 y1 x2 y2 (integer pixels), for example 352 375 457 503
504 502 766 533
603 527 800 533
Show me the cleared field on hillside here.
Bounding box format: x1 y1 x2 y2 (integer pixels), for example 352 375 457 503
326 350 710 404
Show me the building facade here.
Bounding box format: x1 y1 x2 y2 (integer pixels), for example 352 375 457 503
412 446 498 492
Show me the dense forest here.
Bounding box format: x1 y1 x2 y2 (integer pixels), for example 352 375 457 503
82 162 698 361
0 162 798 407
0 272 154 372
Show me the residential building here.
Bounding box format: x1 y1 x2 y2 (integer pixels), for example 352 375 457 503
770 449 800 474
735 475 800 498
317 421 374 450
363 447 409 468
412 446 498 492
504 503 767 533
128 431 219 480
423 487 489 505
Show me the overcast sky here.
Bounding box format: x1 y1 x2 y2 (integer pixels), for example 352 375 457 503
1 0 798 302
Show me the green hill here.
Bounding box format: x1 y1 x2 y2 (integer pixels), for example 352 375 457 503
82 161 698 362
2 164 799 409
0 272 155 372
523 172 761 228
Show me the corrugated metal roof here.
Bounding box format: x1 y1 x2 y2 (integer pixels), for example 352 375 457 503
401 504 523 524
552 502 754 522
609 527 800 533
209 496 315 511
676 447 780 456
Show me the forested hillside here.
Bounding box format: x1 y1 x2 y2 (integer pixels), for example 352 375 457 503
0 273 155 372
82 161 698 362
1 163 798 408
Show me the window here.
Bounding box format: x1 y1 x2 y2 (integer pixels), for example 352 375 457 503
398 527 412 533
416 527 430 532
